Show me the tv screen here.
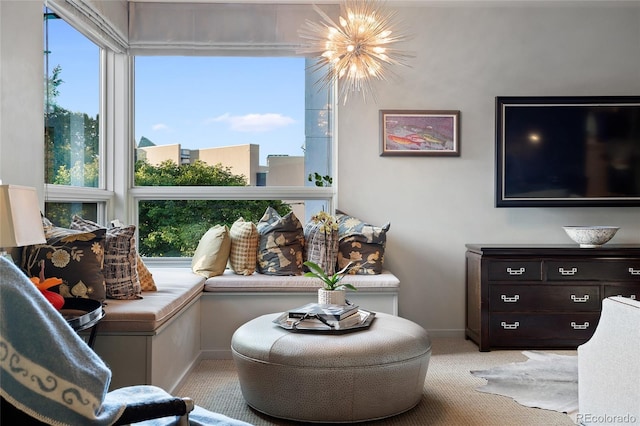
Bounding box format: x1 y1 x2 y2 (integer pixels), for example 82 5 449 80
496 96 640 207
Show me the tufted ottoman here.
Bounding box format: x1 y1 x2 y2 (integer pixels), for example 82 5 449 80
231 312 431 423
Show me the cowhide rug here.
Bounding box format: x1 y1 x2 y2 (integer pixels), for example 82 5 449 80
471 351 578 419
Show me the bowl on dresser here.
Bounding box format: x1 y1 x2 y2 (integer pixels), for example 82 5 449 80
562 226 619 248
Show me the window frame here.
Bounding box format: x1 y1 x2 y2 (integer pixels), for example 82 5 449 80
43 5 339 259
128 55 338 258
43 6 112 224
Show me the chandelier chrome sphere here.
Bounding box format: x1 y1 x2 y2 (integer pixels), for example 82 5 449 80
299 1 412 104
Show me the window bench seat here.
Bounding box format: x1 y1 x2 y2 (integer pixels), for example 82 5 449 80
89 267 399 393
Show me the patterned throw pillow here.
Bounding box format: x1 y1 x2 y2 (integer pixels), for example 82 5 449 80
191 225 231 278
70 216 142 300
137 255 157 291
257 207 304 276
22 223 106 301
229 218 259 275
336 213 390 275
304 218 339 276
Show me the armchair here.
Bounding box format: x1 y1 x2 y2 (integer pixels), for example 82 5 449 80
577 296 640 426
0 257 249 426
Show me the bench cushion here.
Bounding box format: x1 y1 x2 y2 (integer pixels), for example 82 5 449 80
204 269 399 292
98 268 205 333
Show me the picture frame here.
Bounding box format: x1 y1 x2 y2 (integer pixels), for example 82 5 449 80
380 110 460 156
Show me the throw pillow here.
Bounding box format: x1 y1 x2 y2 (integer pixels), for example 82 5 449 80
191 225 231 278
137 255 157 291
22 222 106 301
229 218 259 275
257 207 304 276
70 216 142 300
336 213 390 275
304 212 339 276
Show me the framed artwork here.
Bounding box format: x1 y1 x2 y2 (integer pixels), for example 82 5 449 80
380 110 460 156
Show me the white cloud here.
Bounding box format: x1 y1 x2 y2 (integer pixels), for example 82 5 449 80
152 123 169 131
208 113 295 132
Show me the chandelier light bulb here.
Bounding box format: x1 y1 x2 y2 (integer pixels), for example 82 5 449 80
298 0 412 104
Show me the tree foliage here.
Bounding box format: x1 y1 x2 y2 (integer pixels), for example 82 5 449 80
45 65 100 187
135 160 291 257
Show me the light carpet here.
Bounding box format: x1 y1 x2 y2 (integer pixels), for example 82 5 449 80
176 337 577 425
471 351 578 422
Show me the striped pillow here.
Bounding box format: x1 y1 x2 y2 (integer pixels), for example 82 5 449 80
304 221 339 276
229 218 259 275
70 216 142 300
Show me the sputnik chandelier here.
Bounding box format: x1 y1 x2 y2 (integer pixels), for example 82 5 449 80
299 0 412 104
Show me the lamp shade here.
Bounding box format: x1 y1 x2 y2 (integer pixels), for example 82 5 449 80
0 185 46 248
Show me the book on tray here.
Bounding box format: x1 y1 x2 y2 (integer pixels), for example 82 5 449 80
287 302 359 321
285 309 372 330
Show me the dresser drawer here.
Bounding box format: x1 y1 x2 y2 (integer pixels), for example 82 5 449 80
488 261 542 281
490 285 600 312
546 260 640 281
603 285 640 301
490 313 600 343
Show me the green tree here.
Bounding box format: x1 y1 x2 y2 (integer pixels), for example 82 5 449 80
45 65 100 187
135 159 291 256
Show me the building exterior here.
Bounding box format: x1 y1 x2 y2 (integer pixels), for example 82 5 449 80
137 142 303 187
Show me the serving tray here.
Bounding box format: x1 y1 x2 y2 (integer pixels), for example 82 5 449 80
60 298 104 332
273 310 376 334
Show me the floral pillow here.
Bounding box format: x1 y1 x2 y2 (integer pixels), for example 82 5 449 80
257 207 304 276
22 223 106 301
70 216 142 300
336 213 390 275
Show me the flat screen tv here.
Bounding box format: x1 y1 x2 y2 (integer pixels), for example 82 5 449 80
496 96 640 207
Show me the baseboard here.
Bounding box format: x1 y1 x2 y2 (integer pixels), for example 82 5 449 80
168 351 205 393
426 329 466 338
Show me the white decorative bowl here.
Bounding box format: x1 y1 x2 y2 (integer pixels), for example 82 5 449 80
562 226 619 248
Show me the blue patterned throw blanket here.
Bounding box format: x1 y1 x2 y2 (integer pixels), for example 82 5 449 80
1 257 253 426
0 256 125 425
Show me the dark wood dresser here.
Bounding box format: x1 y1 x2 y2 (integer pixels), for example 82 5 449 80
465 244 640 351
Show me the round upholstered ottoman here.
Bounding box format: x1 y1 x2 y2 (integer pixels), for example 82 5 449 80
231 312 431 423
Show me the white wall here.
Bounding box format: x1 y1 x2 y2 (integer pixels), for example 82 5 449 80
1 1 639 336
0 1 44 204
337 2 640 334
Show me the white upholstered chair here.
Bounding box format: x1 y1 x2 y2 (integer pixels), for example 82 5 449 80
577 296 640 426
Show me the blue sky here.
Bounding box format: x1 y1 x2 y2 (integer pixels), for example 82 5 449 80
47 14 306 165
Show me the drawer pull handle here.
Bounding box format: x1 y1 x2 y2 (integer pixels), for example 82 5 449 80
571 321 589 330
506 267 525 276
559 267 578 276
501 295 520 303
616 294 637 300
500 321 519 330
629 268 640 276
571 294 590 303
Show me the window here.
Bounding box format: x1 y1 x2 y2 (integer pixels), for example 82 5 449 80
43 7 108 224
44 9 100 188
40 5 337 258
133 56 335 257
134 56 332 188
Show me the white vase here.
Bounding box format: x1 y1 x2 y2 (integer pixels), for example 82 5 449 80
318 288 346 306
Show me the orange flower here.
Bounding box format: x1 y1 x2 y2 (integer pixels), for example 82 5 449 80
30 276 63 291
